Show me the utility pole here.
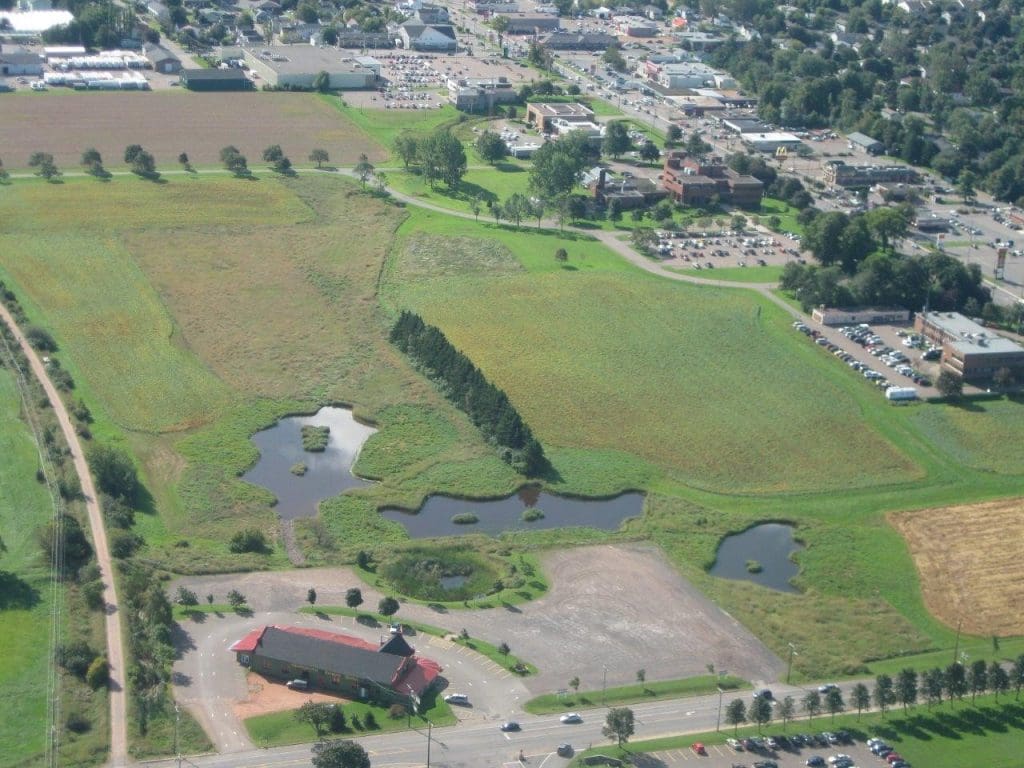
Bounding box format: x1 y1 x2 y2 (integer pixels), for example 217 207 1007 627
716 686 724 731
952 617 963 666
426 720 432 768
174 701 182 768
786 643 798 684
602 665 608 706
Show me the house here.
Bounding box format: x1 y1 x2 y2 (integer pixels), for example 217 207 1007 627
179 67 254 90
846 131 884 155
145 44 181 74
414 4 450 24
525 101 594 132
0 51 43 77
661 151 763 208
229 625 441 705
243 46 378 89
399 18 458 51
914 312 1024 382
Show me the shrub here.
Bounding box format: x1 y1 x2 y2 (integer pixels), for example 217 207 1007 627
301 425 330 452
176 587 199 606
350 714 363 730
364 712 378 729
451 513 479 525
746 560 763 573
388 703 407 720
227 589 247 607
109 530 144 558
85 657 109 690
66 712 92 734
329 705 347 733
229 528 269 554
521 508 544 522
57 641 96 678
24 325 57 352
82 578 105 611
290 462 307 476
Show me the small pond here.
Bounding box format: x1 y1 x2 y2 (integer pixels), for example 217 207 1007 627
242 407 377 520
439 574 468 590
709 523 804 594
380 486 645 538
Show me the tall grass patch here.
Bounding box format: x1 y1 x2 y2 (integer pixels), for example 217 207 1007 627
907 398 1024 474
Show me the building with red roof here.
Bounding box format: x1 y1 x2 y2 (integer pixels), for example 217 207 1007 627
229 625 441 705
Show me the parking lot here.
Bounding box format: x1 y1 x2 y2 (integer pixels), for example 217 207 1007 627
638 733 900 768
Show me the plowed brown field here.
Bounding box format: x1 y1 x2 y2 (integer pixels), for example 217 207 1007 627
0 92 383 170
891 498 1024 636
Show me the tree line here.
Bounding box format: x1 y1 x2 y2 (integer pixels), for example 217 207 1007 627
389 311 546 476
392 130 467 190
725 657 1024 734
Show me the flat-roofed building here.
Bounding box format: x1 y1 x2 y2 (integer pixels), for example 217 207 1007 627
915 311 1024 382
497 12 561 33
525 101 594 131
243 46 378 89
448 76 517 111
179 67 253 90
661 150 763 208
741 131 804 153
846 131 884 154
823 160 918 187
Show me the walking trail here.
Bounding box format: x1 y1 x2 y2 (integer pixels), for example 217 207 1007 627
0 302 128 766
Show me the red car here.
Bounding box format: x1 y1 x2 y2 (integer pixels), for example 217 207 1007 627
691 742 707 755
886 754 904 764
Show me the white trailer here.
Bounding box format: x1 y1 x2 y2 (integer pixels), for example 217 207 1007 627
885 386 918 401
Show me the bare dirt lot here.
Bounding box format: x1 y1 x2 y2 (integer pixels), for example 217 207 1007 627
890 498 1024 636
0 92 384 170
234 671 346 720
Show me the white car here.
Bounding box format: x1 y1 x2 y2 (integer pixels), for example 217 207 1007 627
817 683 839 693
726 738 743 751
559 712 583 724
444 693 469 705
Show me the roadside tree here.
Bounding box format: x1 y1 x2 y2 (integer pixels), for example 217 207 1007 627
851 683 870 718
990 661 1010 701
725 698 746 734
345 588 363 609
639 141 661 163
130 149 158 179
602 707 635 746
968 659 988 702
176 587 199 606
124 144 144 165
778 695 795 727
178 152 191 170
602 44 626 72
81 147 102 167
475 131 508 165
310 148 329 168
602 121 631 159
825 687 845 722
1013 655 1024 699
802 691 821 723
28 152 61 180
296 701 333 737
226 589 247 608
307 588 317 606
751 695 772 732
873 674 896 716
923 667 945 709
378 596 399 617
569 676 580 694
354 153 375 188
311 739 370 768
945 662 968 701
897 668 918 710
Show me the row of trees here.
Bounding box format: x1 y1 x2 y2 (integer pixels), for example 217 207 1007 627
389 311 546 476
726 658 1024 734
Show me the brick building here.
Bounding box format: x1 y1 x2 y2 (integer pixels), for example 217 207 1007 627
661 151 763 208
915 311 1024 382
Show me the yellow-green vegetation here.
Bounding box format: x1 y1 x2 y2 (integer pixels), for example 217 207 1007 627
907 398 1024 474
574 695 1024 768
301 425 330 452
325 98 463 160
245 696 455 748
524 674 748 714
0 366 108 767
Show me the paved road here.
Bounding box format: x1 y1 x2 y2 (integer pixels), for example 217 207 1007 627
0 302 129 765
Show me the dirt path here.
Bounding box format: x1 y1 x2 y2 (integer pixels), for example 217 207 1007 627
0 303 129 766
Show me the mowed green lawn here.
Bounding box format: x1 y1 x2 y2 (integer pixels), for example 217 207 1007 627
388 214 919 493
907 398 1024 475
0 369 58 767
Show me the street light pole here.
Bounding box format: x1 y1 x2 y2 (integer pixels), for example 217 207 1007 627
602 665 608 706
426 720 432 768
716 686 724 732
786 643 798 684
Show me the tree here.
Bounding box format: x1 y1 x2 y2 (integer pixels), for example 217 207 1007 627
667 124 683 145
1013 655 1024 699
176 587 199 606
896 668 918 711
873 675 896 716
725 698 746 734
602 44 626 72
569 676 580 694
555 248 568 263
310 149 329 169
226 589 246 608
684 132 712 160
392 134 418 170
945 662 968 701
313 70 331 93
81 147 102 167
529 134 595 199
345 588 363 609
228 528 268 553
262 144 284 164
85 657 109 690
636 668 646 690
475 131 508 165
802 690 821 723
178 152 191 171
968 659 988 703
307 588 317 606
311 739 370 768
419 130 466 189
865 207 909 252
639 141 661 163
936 370 964 399
124 144 144 165
731 214 747 232
498 642 511 658
922 667 944 709
851 682 870 718
296 701 333 737
990 661 1010 701
329 705 347 733
0 159 9 183
601 707 634 746
825 687 845 722
131 150 158 178
778 695 795 727
503 193 530 228
489 14 509 46
607 198 621 223
378 596 399 617
470 194 482 222
958 169 977 203
221 146 249 176
751 695 772 732
602 121 632 159
354 153 374 188
28 152 61 180
89 444 139 501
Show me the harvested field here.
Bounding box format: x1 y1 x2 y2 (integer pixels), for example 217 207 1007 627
0 92 384 170
891 498 1024 636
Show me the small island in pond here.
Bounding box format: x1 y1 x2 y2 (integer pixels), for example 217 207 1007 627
301 425 330 452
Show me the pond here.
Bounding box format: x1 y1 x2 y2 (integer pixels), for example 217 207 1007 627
380 486 645 538
242 407 377 520
708 523 804 594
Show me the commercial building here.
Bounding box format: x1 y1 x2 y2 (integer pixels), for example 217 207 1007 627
448 76 517 112
538 32 618 51
230 625 441 705
741 132 804 153
243 47 378 89
145 44 181 74
642 60 716 90
0 50 43 77
661 151 763 208
846 131 884 154
811 307 911 326
180 67 253 90
399 12 458 51
823 160 918 188
589 168 668 210
525 101 594 132
496 12 561 33
914 311 1024 382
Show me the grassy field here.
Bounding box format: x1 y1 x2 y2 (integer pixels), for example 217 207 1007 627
907 398 1024 474
524 675 748 714
574 695 1024 768
327 99 463 162
0 92 386 170
245 696 455 748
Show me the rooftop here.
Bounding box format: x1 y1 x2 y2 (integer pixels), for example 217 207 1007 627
528 101 594 118
250 46 376 74
921 312 1024 355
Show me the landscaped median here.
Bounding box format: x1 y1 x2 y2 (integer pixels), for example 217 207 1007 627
297 605 539 675
524 675 748 715
571 693 1024 768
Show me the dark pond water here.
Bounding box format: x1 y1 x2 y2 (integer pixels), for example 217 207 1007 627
242 407 377 520
439 575 468 590
380 486 645 538
709 523 803 593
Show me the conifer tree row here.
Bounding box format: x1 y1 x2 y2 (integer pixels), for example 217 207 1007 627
390 311 547 476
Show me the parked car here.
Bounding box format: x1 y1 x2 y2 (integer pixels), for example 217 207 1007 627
806 758 825 767
285 679 308 690
557 743 574 757
444 693 469 705
726 738 743 751
560 712 582 724
691 742 707 755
